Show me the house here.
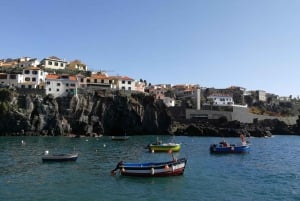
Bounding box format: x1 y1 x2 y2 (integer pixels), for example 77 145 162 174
45 74 79 98
114 76 135 91
17 57 40 68
40 56 68 70
207 93 234 105
0 58 18 68
256 90 266 102
67 60 88 71
85 72 117 89
0 73 23 87
19 67 46 89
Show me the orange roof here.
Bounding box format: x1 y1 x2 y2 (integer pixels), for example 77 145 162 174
46 74 60 79
90 74 108 79
46 74 76 81
24 66 40 70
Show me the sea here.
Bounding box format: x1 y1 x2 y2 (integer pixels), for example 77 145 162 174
0 135 299 201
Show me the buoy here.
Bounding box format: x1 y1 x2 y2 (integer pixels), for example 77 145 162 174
21 140 26 145
103 144 106 147
44 150 49 155
151 149 154 153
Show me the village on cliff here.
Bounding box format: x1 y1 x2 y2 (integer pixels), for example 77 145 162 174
0 56 299 132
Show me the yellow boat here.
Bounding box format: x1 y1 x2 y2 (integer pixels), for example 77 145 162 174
148 143 181 152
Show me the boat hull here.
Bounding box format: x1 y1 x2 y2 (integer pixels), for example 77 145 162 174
210 144 250 154
42 153 78 162
111 136 129 141
149 143 181 152
115 158 187 177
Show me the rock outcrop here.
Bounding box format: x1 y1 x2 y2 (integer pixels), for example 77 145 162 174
0 88 299 137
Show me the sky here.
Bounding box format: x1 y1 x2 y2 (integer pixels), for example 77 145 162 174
1 0 300 97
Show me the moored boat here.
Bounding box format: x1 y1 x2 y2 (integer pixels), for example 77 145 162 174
111 136 129 141
148 143 181 152
111 157 187 177
210 134 250 154
42 151 78 162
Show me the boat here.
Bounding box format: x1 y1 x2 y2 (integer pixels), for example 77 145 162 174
111 136 129 141
111 157 187 177
42 151 78 162
209 134 250 154
148 142 181 152
146 137 181 152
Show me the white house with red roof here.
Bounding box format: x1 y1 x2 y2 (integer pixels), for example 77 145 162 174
115 76 136 91
45 74 79 97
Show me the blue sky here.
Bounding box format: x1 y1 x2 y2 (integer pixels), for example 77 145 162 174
1 0 300 97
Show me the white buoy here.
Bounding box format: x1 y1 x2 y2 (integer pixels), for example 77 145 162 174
21 140 26 145
103 144 106 147
44 150 49 155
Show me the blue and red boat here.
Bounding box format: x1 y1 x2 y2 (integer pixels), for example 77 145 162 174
111 157 187 177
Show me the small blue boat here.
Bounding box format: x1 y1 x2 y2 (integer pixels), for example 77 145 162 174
210 134 250 154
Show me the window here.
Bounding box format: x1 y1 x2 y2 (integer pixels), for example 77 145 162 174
109 80 112 84
128 87 131 91
46 81 50 85
128 81 131 84
66 89 69 92
32 71 38 75
57 83 61 86
10 75 16 79
70 84 75 87
25 77 30 81
32 78 36 82
87 79 90 83
122 87 125 90
57 89 59 91
21 85 25 88
49 88 51 91
48 61 52 65
94 79 97 83
55 62 58 66
66 83 69 87
24 70 30 74
28 85 32 89
60 63 64 67
101 80 104 83
122 80 125 84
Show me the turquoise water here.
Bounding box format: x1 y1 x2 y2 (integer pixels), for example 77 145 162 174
0 135 299 201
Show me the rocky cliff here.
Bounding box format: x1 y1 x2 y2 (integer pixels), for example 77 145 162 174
0 88 299 137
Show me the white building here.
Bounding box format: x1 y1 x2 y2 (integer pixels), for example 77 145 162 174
115 76 136 91
0 73 23 87
19 67 46 89
17 57 40 68
207 94 234 105
40 56 68 70
45 74 79 98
